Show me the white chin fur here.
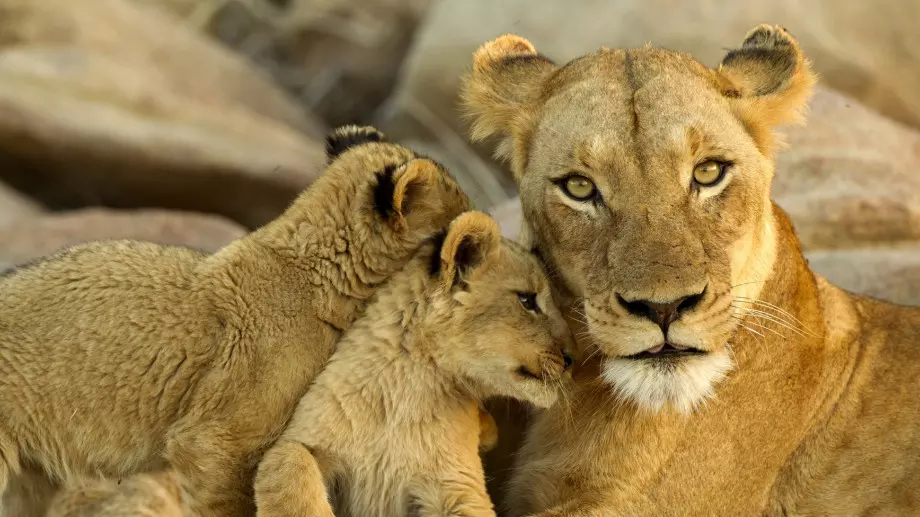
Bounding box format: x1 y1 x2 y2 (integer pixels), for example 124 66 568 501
600 352 733 414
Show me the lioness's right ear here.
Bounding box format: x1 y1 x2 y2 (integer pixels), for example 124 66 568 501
461 35 557 171
438 211 501 290
717 25 816 153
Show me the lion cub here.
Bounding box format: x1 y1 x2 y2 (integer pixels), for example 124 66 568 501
254 211 574 517
0 125 470 517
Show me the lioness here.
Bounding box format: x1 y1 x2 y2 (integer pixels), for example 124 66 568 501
463 26 920 515
254 211 573 517
0 125 470 517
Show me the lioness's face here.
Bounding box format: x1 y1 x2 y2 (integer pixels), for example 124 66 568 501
464 26 814 412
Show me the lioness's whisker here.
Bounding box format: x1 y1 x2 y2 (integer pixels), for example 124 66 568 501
737 317 786 339
730 279 768 289
733 296 809 328
731 306 811 338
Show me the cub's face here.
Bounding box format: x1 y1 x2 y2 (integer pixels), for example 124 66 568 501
463 26 815 412
428 212 573 409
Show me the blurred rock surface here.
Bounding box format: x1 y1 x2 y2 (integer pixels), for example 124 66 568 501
136 0 433 127
0 0 326 229
0 180 43 227
805 246 920 307
773 87 920 250
0 208 245 271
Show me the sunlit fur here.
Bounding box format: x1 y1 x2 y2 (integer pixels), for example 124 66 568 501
0 126 471 517
254 211 573 517
464 25 920 516
43 472 190 517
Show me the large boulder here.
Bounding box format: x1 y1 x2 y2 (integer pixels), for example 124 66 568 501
772 88 920 250
0 0 326 229
0 181 42 227
134 0 434 127
0 208 245 271
806 247 920 307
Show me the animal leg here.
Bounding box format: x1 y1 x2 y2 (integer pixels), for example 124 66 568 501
165 425 252 517
254 439 334 517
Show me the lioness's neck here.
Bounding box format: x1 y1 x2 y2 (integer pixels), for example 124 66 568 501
733 204 825 365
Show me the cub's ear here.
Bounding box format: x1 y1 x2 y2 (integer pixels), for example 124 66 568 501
375 158 460 229
325 125 386 162
438 211 501 289
461 34 557 170
717 25 816 151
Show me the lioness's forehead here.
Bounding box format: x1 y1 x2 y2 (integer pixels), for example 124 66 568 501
532 48 748 174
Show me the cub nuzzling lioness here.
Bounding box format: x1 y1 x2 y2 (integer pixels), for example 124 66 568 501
0 125 470 517
254 211 574 517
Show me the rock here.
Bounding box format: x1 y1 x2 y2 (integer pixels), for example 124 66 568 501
0 180 43 227
488 197 523 241
773 87 920 250
386 0 920 154
136 0 434 127
0 208 246 271
807 247 920 307
0 0 327 229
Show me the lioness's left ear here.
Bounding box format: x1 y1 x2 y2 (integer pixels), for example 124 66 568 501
439 211 501 289
461 35 558 174
718 25 816 151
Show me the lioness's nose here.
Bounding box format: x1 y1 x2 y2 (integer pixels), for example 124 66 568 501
616 291 704 335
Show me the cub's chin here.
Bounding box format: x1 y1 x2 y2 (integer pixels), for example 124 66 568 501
600 349 734 414
507 367 566 409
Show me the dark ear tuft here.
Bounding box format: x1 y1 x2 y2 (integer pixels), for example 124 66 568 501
428 229 448 276
325 125 385 161
372 164 398 219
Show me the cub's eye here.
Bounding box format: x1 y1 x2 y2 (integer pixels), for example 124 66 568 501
693 160 729 186
560 175 597 201
517 292 540 313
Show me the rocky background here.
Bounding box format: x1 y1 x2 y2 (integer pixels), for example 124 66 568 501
0 0 917 305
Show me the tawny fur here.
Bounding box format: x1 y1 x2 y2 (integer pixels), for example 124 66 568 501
254 211 574 517
463 26 920 516
44 471 191 517
38 411 501 516
0 125 471 517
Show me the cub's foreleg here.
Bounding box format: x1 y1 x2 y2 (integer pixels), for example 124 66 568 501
254 439 335 517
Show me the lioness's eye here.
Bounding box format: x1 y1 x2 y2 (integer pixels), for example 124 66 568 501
560 175 597 201
517 292 540 313
693 160 729 186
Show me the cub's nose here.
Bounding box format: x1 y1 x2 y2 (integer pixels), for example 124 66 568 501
616 290 705 335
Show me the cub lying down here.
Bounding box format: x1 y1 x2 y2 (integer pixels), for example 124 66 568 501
0 125 470 517
255 211 574 517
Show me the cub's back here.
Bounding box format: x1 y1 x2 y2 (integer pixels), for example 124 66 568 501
0 240 220 476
